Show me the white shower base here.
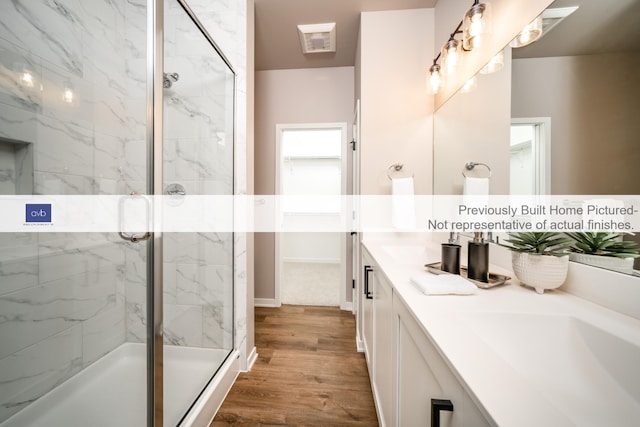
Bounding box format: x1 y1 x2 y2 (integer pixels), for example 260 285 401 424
1 343 231 427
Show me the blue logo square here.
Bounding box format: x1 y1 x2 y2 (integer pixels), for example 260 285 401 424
26 204 52 223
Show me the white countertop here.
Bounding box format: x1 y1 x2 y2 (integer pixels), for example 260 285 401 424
363 239 640 427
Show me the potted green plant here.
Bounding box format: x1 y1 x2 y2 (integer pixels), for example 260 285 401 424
565 232 640 275
499 232 573 294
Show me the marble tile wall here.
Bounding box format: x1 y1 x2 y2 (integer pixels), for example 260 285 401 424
181 0 249 367
0 0 144 421
0 0 247 421
122 0 238 351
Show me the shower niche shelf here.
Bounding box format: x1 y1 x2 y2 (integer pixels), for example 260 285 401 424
0 137 33 195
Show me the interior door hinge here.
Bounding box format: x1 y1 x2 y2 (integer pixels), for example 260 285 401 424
350 139 356 151
352 279 355 289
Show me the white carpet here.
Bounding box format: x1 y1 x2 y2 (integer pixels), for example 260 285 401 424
281 262 341 306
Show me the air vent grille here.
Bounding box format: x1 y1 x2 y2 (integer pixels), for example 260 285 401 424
297 23 336 54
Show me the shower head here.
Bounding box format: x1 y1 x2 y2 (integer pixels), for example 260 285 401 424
163 72 179 88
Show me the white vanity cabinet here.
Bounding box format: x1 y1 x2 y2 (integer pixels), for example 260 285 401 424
394 297 492 427
372 264 395 427
362 247 395 427
360 243 493 427
361 249 375 377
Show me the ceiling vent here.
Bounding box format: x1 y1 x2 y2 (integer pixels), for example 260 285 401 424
297 22 336 54
541 6 579 37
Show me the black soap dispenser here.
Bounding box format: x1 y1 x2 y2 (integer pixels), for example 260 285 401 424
468 232 489 282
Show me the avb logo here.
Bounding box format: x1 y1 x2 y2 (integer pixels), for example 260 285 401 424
26 204 52 223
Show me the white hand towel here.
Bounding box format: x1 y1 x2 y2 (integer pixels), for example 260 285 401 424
391 177 416 230
463 176 489 196
410 273 477 295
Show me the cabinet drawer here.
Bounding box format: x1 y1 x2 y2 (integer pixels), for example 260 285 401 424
394 297 492 427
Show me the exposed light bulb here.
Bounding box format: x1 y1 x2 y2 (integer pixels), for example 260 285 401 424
442 39 462 76
511 15 543 48
428 64 443 94
463 3 492 51
469 15 483 38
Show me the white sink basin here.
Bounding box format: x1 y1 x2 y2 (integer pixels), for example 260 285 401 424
380 245 431 265
461 312 640 425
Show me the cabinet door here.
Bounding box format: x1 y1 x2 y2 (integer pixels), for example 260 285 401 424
373 271 394 427
395 298 492 427
361 250 374 377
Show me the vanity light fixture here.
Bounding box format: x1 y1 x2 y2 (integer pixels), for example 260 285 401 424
428 1 492 95
428 61 443 94
479 49 504 74
510 7 579 49
442 38 463 76
463 1 492 51
510 14 543 48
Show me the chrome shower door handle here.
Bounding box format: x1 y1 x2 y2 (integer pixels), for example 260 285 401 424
165 183 186 196
119 192 152 243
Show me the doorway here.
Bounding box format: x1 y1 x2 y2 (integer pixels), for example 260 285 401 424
275 123 348 307
510 118 551 195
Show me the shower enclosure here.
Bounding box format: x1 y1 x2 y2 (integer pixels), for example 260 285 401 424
0 0 236 425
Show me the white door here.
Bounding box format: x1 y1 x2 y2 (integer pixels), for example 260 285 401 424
510 118 551 195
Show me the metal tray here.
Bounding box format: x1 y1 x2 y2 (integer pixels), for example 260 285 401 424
424 262 511 289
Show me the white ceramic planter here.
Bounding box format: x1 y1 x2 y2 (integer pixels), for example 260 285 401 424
511 252 570 294
569 253 634 275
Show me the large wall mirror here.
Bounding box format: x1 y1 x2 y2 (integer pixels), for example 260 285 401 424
433 0 640 272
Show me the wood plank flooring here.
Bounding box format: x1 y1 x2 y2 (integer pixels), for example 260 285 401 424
210 305 379 426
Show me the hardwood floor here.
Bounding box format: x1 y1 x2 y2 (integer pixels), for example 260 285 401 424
211 305 379 426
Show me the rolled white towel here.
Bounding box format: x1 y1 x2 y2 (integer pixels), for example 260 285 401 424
410 273 477 295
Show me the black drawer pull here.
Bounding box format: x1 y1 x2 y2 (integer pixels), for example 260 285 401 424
364 265 373 299
431 398 454 427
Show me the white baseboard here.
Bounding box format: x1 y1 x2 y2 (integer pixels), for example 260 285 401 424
340 301 353 312
254 298 280 308
356 337 364 353
372 382 386 427
245 346 258 372
282 258 340 264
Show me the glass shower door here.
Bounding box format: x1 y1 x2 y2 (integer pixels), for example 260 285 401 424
162 1 235 425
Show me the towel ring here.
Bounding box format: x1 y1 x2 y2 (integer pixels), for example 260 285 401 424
387 163 414 180
462 162 491 178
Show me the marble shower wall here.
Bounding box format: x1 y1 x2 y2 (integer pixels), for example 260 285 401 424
0 0 248 421
182 0 249 367
122 0 238 349
125 0 237 350
0 0 146 422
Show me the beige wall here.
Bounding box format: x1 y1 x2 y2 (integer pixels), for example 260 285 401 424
512 52 640 195
254 67 355 301
359 9 435 198
434 0 553 108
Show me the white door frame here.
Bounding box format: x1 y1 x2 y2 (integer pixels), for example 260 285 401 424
352 100 364 351
274 122 349 308
511 117 551 195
